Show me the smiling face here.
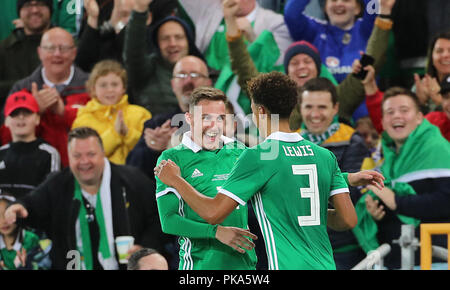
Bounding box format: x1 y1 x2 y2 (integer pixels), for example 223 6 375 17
432 38 450 80
158 21 189 64
325 0 361 30
68 136 105 188
186 99 226 150
19 0 51 35
382 95 423 148
38 28 77 82
300 90 339 135
287 54 319 87
94 72 126 106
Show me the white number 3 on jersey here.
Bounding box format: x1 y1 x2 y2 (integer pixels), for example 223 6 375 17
292 164 320 226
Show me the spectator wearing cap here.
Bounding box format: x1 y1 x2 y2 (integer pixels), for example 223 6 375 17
0 90 60 200
5 27 90 167
123 0 204 116
0 0 52 110
284 0 380 84
181 0 292 119
224 6 393 130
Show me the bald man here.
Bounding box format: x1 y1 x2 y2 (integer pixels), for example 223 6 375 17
7 27 90 167
127 55 212 180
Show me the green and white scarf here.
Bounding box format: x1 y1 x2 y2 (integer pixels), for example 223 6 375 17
300 115 340 145
353 181 420 253
74 159 118 270
381 119 450 185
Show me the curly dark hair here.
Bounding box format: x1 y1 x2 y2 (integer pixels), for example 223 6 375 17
247 71 298 119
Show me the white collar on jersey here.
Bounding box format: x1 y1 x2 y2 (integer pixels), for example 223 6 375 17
265 131 303 143
182 131 235 153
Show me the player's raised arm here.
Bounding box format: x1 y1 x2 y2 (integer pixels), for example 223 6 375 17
155 159 239 225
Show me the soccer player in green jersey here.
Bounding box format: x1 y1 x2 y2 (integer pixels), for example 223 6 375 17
155 87 257 270
155 72 384 270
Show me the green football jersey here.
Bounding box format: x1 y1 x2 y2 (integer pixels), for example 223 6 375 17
156 132 257 270
219 132 349 270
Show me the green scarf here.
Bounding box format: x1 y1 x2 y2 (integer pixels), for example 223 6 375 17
300 115 340 145
381 119 450 183
0 230 40 270
352 119 450 253
74 181 112 270
352 181 420 253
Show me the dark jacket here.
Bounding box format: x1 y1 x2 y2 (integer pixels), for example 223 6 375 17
0 138 60 200
322 128 371 252
123 11 203 115
6 65 90 167
17 163 169 270
75 24 126 73
126 107 187 181
0 29 42 109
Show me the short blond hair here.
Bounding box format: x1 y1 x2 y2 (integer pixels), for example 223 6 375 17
86 60 127 99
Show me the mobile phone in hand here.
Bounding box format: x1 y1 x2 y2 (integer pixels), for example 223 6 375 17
353 54 375 80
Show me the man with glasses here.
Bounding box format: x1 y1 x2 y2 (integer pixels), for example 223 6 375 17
126 55 211 268
127 55 212 181
6 27 90 167
0 0 53 111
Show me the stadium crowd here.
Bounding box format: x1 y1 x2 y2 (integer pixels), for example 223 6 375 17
0 0 449 270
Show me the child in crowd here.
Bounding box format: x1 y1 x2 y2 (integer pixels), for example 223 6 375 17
0 90 60 199
72 60 152 164
0 193 50 270
355 116 380 152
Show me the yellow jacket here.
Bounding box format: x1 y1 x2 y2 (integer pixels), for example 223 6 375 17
72 94 151 164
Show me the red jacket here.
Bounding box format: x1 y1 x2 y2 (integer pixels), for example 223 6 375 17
3 66 90 167
425 111 450 141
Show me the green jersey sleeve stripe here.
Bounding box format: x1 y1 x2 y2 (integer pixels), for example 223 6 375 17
156 187 181 199
218 188 246 205
330 188 349 196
